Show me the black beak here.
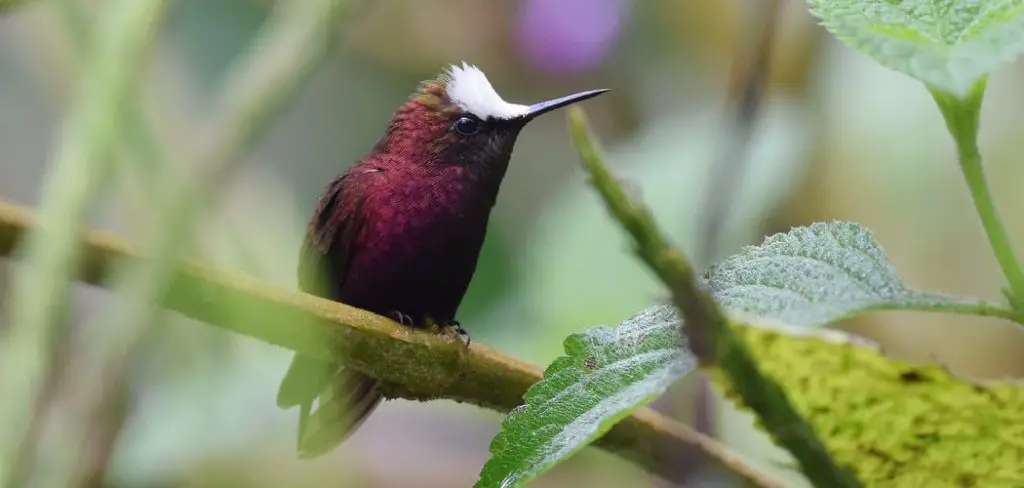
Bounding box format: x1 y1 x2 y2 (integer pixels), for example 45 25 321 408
524 88 609 121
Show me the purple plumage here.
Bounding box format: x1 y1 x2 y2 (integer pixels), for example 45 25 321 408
276 63 607 457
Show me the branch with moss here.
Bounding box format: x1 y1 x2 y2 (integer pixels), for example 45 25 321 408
567 106 864 488
0 198 778 487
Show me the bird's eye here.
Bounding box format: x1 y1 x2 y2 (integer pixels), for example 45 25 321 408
453 115 482 135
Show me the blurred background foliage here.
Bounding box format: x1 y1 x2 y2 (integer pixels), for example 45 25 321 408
1 0 1024 486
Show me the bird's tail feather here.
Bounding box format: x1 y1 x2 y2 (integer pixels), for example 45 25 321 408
297 370 382 458
276 353 382 458
277 354 336 408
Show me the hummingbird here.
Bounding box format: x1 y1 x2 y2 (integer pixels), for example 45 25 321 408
277 62 608 457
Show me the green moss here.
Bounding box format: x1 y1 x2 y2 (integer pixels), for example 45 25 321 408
710 323 1024 487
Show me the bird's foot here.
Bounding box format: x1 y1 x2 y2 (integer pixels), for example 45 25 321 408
386 310 414 326
435 319 471 347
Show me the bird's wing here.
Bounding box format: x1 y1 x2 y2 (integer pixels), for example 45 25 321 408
278 171 365 409
276 169 386 456
298 171 363 298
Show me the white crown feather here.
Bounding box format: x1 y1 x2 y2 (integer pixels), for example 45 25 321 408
442 62 530 120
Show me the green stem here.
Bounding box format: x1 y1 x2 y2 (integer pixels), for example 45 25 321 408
874 297 1023 324
930 79 1024 310
29 1 357 486
567 107 863 488
0 0 167 485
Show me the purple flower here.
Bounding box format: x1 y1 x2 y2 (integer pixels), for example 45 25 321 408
515 0 630 74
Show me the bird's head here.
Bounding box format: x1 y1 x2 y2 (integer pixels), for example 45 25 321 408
372 62 607 171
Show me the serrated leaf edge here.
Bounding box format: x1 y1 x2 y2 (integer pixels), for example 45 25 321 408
804 1 1024 96
475 314 692 488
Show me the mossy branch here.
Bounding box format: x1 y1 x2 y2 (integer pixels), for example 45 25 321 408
567 106 865 488
0 198 778 487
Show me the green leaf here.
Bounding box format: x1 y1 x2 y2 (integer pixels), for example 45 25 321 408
704 221 1018 327
805 0 1024 95
474 305 696 488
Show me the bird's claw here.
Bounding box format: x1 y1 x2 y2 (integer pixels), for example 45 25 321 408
440 320 471 347
386 310 414 326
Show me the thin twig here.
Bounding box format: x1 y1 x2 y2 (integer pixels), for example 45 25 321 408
68 387 129 488
567 106 864 488
696 0 782 267
0 0 168 485
32 1 359 487
52 0 174 222
18 2 175 486
196 0 362 187
0 198 786 488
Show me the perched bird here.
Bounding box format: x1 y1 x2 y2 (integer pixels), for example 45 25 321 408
277 62 608 457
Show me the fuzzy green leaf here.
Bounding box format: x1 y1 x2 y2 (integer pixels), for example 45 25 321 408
473 306 696 488
805 0 1024 95
704 221 1016 327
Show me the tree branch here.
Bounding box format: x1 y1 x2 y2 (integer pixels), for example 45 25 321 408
567 106 864 488
0 198 785 487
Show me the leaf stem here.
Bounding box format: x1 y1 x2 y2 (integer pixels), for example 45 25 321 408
931 79 1024 310
874 295 1024 324
568 107 864 488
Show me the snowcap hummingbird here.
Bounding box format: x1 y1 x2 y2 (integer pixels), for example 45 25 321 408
277 62 608 457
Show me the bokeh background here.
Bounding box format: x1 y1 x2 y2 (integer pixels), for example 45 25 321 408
2 0 1024 486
